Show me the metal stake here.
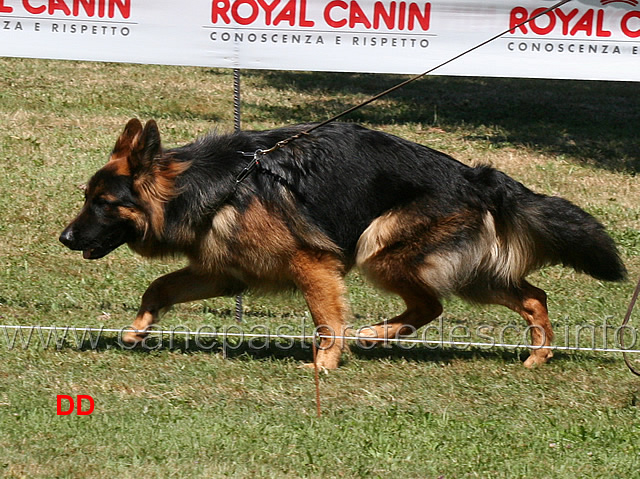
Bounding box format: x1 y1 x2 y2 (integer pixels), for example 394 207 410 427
233 68 243 324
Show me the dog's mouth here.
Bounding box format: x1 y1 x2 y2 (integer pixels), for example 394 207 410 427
83 248 105 260
82 242 122 260
60 225 130 260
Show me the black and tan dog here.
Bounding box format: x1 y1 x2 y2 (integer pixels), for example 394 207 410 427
59 119 626 368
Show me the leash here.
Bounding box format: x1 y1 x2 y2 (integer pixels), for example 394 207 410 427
620 275 640 376
230 0 575 200
248 0 574 159
230 0 575 209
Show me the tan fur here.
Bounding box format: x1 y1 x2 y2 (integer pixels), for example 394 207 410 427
188 205 239 272
112 118 144 158
123 266 245 345
477 282 553 368
357 208 540 298
353 207 554 365
134 158 192 239
288 249 350 369
480 212 536 285
105 156 131 176
355 211 400 266
108 118 193 240
116 205 147 234
192 200 300 290
126 200 351 369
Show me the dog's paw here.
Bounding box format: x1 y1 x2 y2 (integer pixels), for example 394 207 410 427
121 329 148 345
523 350 553 368
298 362 330 374
351 328 384 349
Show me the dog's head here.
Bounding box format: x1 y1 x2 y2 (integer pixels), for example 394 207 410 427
59 118 188 259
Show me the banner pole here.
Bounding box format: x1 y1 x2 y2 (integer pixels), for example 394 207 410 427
233 68 244 324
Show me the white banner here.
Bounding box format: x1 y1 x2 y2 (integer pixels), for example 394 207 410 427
0 0 638 80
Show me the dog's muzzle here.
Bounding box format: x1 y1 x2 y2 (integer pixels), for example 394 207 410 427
59 227 75 249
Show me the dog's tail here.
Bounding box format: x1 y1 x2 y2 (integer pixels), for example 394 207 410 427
468 166 627 283
520 195 626 281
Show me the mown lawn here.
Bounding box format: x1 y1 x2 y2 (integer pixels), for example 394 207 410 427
0 58 639 478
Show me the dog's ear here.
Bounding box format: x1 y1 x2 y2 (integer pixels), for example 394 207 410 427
129 120 162 171
113 118 143 157
112 119 162 173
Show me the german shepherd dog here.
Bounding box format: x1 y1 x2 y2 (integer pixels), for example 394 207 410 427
60 119 626 369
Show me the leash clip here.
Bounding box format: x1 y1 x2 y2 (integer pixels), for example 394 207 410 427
234 150 263 184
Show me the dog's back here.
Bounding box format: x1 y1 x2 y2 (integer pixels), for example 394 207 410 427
194 122 625 287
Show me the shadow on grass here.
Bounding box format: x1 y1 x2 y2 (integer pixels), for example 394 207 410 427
240 71 640 173
67 333 619 367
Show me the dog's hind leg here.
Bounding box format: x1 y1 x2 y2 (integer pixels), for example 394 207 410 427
472 281 553 368
355 273 444 346
289 250 350 370
122 266 245 345
355 213 454 345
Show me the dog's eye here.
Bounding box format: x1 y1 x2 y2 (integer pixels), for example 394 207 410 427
94 197 118 208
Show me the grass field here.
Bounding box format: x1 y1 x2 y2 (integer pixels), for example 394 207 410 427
1 58 639 478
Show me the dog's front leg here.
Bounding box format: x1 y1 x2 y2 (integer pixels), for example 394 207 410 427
289 250 350 370
122 266 245 344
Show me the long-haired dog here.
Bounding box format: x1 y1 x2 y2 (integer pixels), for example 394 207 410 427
60 119 626 368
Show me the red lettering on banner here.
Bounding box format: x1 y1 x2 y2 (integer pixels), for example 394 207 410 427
408 3 429 30
23 0 47 14
49 0 71 15
324 0 347 27
509 7 527 33
397 1 405 30
530 7 555 35
298 0 313 26
349 0 371 28
370 2 430 30
213 0 429 30
232 0 258 25
596 10 612 37
571 9 594 35
108 0 128 18
20 0 130 18
273 0 296 26
213 0 315 27
621 10 640 37
555 8 579 34
510 7 615 38
0 0 13 13
256 0 280 25
212 0 231 23
373 1 393 29
74 0 94 15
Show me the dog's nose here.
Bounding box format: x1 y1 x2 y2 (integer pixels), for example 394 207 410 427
59 228 75 248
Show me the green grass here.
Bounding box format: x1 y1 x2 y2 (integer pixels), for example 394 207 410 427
1 58 639 478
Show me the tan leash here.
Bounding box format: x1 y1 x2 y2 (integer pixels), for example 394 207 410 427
620 276 640 376
312 332 322 417
255 0 574 159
